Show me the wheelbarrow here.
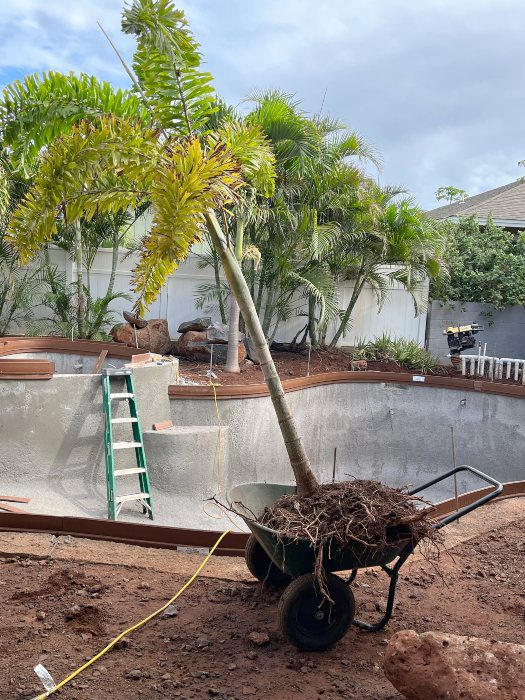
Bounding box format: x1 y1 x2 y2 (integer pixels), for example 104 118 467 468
229 466 502 651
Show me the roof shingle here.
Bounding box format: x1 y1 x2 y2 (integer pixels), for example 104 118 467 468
427 180 525 223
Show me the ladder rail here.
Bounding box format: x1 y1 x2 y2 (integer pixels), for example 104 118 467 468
101 369 153 521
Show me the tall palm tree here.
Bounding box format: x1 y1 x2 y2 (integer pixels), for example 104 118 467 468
328 189 445 347
4 0 319 496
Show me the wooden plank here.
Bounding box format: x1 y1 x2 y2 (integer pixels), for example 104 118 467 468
93 349 108 374
0 502 28 514
0 495 31 503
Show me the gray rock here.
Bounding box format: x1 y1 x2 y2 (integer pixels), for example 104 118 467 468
177 317 212 333
206 322 245 344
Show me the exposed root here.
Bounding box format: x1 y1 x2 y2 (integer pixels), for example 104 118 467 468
259 480 442 600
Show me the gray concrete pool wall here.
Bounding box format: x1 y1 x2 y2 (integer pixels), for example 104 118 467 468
170 382 525 503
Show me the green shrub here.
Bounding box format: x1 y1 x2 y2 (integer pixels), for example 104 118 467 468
352 333 439 373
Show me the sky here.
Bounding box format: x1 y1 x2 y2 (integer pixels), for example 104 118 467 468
0 0 523 209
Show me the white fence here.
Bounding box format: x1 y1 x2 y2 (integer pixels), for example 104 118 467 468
36 246 428 346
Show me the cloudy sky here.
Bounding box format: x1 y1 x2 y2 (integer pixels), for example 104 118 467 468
0 0 523 208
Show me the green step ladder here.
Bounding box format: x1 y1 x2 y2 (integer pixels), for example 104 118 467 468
101 368 153 521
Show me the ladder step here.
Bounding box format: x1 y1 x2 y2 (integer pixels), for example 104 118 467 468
110 392 134 400
114 467 147 476
113 441 142 450
111 417 138 424
115 492 151 504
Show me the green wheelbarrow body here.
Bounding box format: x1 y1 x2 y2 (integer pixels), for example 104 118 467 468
229 482 410 579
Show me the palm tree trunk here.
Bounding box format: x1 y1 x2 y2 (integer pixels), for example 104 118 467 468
205 210 318 497
329 265 367 348
224 294 241 373
212 248 227 323
308 296 318 347
106 227 120 298
74 220 85 338
224 219 244 374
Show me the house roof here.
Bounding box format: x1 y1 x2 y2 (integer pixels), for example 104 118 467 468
426 180 525 226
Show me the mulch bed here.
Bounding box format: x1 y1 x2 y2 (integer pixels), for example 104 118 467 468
176 348 522 387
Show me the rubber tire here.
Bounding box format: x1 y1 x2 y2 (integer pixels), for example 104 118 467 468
245 535 292 587
278 572 355 651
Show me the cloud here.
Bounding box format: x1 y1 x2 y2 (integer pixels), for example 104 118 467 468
0 0 131 81
1 0 524 207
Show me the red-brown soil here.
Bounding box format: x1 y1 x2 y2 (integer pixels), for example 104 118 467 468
1 513 523 699
176 348 520 387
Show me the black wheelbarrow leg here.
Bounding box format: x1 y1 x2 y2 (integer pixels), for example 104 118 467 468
351 545 414 632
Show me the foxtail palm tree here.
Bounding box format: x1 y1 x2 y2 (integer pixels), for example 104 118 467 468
4 0 319 496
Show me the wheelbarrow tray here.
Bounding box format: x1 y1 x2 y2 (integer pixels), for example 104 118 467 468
229 482 412 578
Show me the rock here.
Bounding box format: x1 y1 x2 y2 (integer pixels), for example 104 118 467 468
176 330 246 365
162 604 178 618
36 610 46 621
111 319 172 355
206 322 229 344
247 631 270 646
128 669 143 680
114 636 131 650
206 322 245 344
384 630 525 700
177 317 212 333
242 687 257 696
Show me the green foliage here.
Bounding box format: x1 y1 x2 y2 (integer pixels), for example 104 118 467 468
353 333 439 373
0 72 149 173
435 185 468 203
431 217 525 309
122 0 216 133
6 115 159 264
40 265 130 339
0 237 41 335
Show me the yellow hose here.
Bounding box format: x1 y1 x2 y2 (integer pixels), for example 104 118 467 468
33 529 230 699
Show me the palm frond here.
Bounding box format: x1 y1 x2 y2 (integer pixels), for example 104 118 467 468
122 0 216 133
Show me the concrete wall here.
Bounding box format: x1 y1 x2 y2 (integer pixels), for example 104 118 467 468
170 382 525 503
428 301 525 361
0 364 175 519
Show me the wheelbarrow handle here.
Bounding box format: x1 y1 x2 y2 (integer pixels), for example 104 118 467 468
408 465 503 530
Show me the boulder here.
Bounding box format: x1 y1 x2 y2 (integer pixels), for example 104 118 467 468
206 322 246 344
384 630 525 700
176 330 246 364
177 317 212 333
111 319 172 355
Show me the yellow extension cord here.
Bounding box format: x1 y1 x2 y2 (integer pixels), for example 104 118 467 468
32 529 230 699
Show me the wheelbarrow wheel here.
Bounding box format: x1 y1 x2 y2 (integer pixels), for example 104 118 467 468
245 535 292 587
278 572 355 651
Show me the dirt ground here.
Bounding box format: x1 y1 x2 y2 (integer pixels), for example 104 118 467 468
1 502 524 700
177 348 520 387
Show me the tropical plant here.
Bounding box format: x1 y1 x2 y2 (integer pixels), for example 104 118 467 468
0 155 41 334
430 216 525 309
38 264 131 339
352 333 439 373
4 0 318 496
435 186 468 204
328 191 445 347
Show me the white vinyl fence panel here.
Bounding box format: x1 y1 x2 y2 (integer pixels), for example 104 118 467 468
33 246 428 346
